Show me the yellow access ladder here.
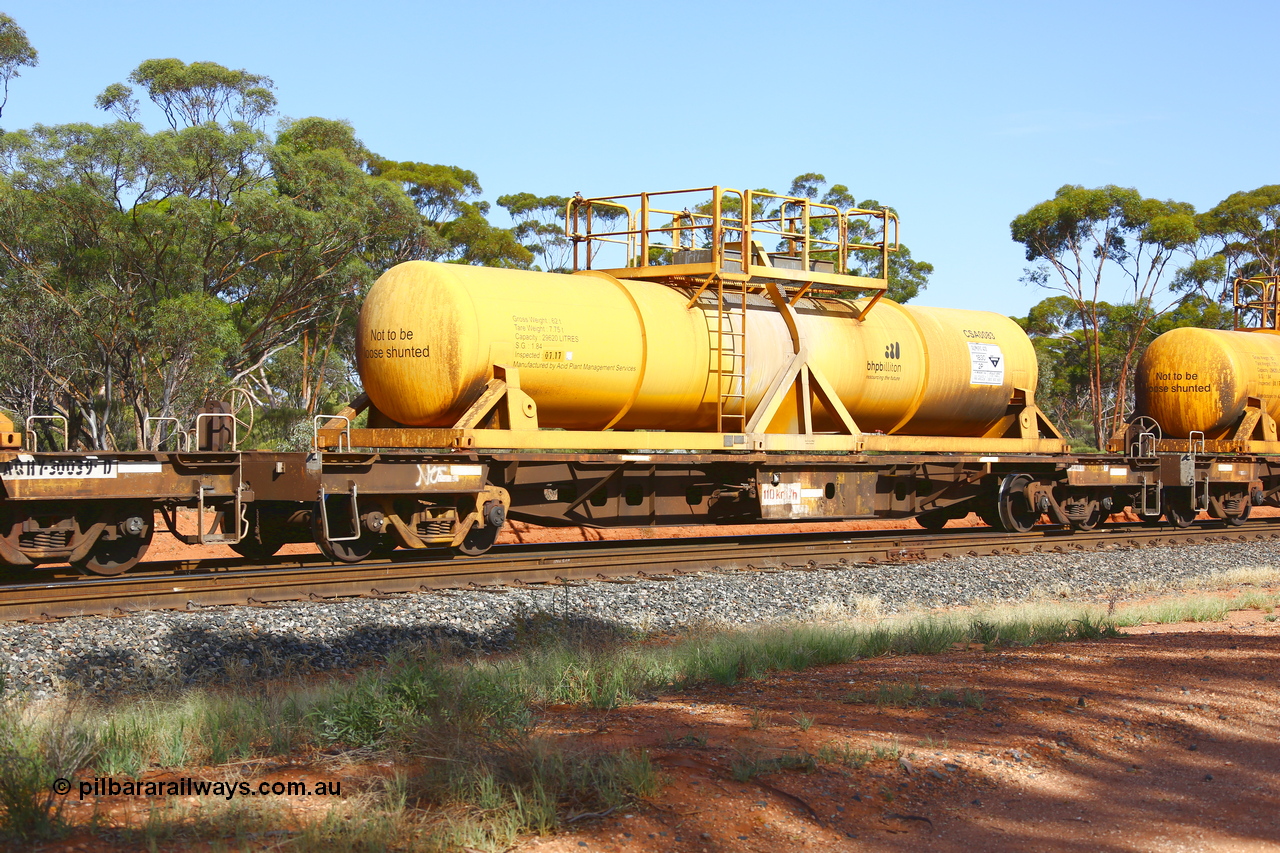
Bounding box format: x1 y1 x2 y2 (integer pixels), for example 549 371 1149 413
706 273 749 433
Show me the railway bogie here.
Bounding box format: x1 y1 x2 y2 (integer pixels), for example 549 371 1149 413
0 449 245 575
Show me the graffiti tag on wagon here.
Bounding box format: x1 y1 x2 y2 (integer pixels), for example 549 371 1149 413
414 464 484 489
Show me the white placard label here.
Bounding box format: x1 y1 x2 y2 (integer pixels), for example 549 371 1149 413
760 483 802 506
415 463 485 487
967 342 1005 386
3 458 118 479
118 462 163 474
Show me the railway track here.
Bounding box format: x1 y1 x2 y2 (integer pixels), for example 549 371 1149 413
3 518 1279 622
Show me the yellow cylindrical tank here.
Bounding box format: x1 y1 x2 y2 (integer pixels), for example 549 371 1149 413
1136 327 1280 438
357 261 1037 436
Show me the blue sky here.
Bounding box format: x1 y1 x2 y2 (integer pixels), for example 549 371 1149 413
3 0 1276 314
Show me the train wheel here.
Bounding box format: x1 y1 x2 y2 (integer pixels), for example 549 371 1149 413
457 500 505 556
230 507 289 561
312 502 389 564
1163 489 1197 528
315 525 387 563
72 507 154 576
996 474 1040 533
916 509 951 531
73 537 151 576
457 523 499 556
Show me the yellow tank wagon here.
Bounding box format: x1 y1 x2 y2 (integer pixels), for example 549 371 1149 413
308 186 1076 548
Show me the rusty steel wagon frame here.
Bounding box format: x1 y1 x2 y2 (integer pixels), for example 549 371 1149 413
0 449 246 573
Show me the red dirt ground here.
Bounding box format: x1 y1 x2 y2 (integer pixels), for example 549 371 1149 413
25 511 1280 851
22 602 1280 853
519 606 1280 853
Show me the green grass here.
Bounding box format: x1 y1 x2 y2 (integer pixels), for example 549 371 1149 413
842 682 987 709
816 742 873 769
731 749 818 782
1114 595 1235 625
0 702 95 840
4 588 1277 847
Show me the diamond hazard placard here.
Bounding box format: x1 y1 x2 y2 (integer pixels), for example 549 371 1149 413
967 342 1004 386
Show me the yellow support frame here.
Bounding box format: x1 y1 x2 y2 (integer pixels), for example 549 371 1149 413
317 425 1067 455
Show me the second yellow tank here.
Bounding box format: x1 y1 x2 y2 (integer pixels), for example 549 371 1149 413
1135 326 1280 438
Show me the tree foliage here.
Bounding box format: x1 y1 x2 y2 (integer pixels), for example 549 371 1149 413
0 101 416 445
369 159 531 268
0 13 36 119
1176 185 1280 302
0 50 519 448
97 58 277 129
1011 184 1199 447
497 191 573 272
781 174 933 303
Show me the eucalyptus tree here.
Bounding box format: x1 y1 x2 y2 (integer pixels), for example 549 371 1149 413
1017 296 1101 446
1011 185 1199 447
0 60 421 448
0 13 36 119
369 159 531 268
1175 185 1280 310
497 191 574 272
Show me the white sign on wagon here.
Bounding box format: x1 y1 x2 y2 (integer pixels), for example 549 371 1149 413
759 482 802 506
3 457 118 479
967 342 1005 386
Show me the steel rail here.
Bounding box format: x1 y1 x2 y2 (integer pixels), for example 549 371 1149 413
2 519 1279 622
